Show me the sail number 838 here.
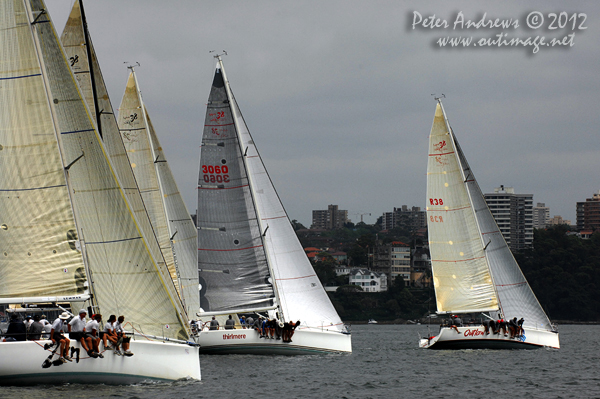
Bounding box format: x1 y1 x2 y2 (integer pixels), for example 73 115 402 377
202 165 230 183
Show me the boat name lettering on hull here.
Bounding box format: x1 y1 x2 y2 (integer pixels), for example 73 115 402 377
464 329 484 337
223 333 247 340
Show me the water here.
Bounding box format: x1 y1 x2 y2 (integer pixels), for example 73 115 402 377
1 324 599 398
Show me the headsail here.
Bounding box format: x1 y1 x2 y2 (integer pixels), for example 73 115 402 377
0 0 189 339
229 81 344 331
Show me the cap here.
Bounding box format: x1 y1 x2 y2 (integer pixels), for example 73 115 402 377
79 309 87 315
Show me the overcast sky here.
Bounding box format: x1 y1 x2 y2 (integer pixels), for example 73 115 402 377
45 0 599 227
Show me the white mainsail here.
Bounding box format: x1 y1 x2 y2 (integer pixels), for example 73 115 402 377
427 101 552 331
0 0 189 340
198 58 344 331
117 70 199 317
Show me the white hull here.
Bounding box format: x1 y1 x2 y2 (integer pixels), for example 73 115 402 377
419 326 560 350
197 327 351 355
0 338 200 385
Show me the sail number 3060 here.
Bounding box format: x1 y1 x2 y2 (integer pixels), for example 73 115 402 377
202 165 230 183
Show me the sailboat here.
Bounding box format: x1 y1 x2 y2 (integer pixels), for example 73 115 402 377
419 100 559 349
0 0 200 384
116 68 199 319
195 56 352 354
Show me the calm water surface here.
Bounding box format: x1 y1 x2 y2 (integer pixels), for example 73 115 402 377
1 324 598 398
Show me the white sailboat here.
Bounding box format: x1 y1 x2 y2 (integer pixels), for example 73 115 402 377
419 100 559 349
116 68 200 319
0 0 200 384
195 56 351 354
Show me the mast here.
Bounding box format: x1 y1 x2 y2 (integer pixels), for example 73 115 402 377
437 99 501 315
216 55 284 319
24 0 98 310
78 0 102 138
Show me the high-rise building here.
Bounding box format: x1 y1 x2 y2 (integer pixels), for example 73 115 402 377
532 202 550 229
576 190 600 231
484 186 533 252
381 205 426 232
311 204 349 230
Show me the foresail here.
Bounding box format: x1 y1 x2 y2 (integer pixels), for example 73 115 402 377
117 72 180 298
0 1 87 299
229 92 344 331
16 0 189 339
146 113 200 317
197 65 274 312
456 138 553 331
427 103 498 313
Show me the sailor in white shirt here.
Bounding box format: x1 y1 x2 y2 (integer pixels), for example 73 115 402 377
50 312 71 363
84 314 103 358
68 309 90 353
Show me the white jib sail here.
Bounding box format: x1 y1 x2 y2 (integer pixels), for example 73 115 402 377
221 60 345 331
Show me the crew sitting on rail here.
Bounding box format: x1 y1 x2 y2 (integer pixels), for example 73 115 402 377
114 315 133 356
68 309 90 353
508 317 519 338
51 312 72 363
225 315 235 330
282 320 300 343
84 314 103 358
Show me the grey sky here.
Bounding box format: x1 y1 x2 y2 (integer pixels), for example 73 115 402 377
45 0 599 227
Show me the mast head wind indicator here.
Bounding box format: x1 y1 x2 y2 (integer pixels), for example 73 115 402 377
125 61 140 71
